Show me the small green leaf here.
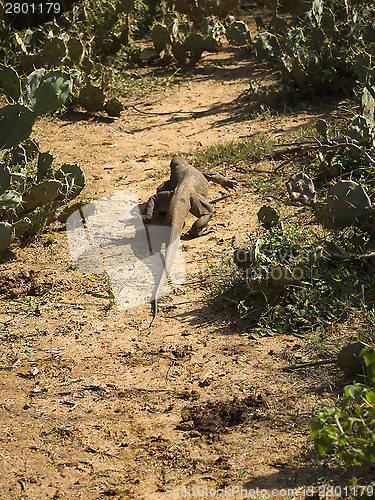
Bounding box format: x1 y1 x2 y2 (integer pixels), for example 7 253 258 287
345 383 365 400
314 434 333 456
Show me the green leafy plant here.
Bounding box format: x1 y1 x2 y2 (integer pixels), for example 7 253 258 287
310 347 375 466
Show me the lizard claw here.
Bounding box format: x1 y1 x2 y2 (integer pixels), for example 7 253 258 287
224 179 240 191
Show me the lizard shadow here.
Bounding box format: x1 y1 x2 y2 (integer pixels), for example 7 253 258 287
66 199 171 309
168 300 240 336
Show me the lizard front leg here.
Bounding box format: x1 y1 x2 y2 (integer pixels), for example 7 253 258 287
143 190 173 223
203 172 239 191
189 192 213 237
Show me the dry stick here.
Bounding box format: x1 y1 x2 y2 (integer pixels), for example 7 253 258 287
283 358 336 371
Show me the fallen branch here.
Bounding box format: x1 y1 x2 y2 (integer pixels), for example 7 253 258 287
269 139 375 169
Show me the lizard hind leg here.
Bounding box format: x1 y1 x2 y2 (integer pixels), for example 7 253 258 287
189 192 213 237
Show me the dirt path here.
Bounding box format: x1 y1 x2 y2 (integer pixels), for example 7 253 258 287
0 46 346 499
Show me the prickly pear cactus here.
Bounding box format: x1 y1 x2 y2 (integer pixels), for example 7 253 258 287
201 16 226 42
7 145 27 168
42 37 67 67
10 171 26 192
13 217 31 237
315 180 374 228
226 21 252 46
320 8 337 38
253 32 281 61
172 41 187 66
22 139 39 161
0 66 22 103
78 84 105 112
68 68 82 87
185 32 206 63
0 104 35 150
367 67 375 100
104 98 124 117
257 206 280 229
269 16 288 36
67 38 84 64
362 87 375 122
22 180 63 211
81 57 94 75
55 164 86 201
353 52 371 84
287 172 316 206
347 115 373 142
315 118 329 142
152 24 172 53
232 247 255 269
23 68 46 108
20 53 45 74
0 164 11 195
0 190 22 213
0 222 15 251
282 27 305 58
37 152 54 182
204 35 221 52
33 70 74 116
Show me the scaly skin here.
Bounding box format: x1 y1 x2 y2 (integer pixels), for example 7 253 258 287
143 155 238 324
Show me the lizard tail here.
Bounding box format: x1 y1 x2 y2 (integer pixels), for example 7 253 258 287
150 185 190 325
150 299 158 327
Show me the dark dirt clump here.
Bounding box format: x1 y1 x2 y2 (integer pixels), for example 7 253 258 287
179 395 265 435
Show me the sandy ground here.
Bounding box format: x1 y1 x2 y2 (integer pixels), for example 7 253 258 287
0 43 363 499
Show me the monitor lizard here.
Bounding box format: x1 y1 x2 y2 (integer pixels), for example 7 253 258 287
143 155 238 324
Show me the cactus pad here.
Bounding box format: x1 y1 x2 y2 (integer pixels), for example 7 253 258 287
315 119 329 142
257 206 280 229
55 164 86 201
0 66 22 103
22 180 63 211
287 172 316 206
20 53 45 74
347 114 373 142
172 41 187 66
68 68 82 87
42 37 67 67
0 190 22 212
316 180 374 228
0 221 15 251
204 35 221 52
78 84 105 112
353 52 371 84
37 152 54 181
152 24 171 53
254 32 281 60
362 87 375 122
33 70 73 116
0 163 11 194
13 217 32 237
67 38 84 64
0 104 35 150
226 21 252 46
10 171 26 192
8 145 27 168
104 98 124 117
24 68 46 108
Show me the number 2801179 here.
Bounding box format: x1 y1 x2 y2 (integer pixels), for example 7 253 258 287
5 3 61 15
